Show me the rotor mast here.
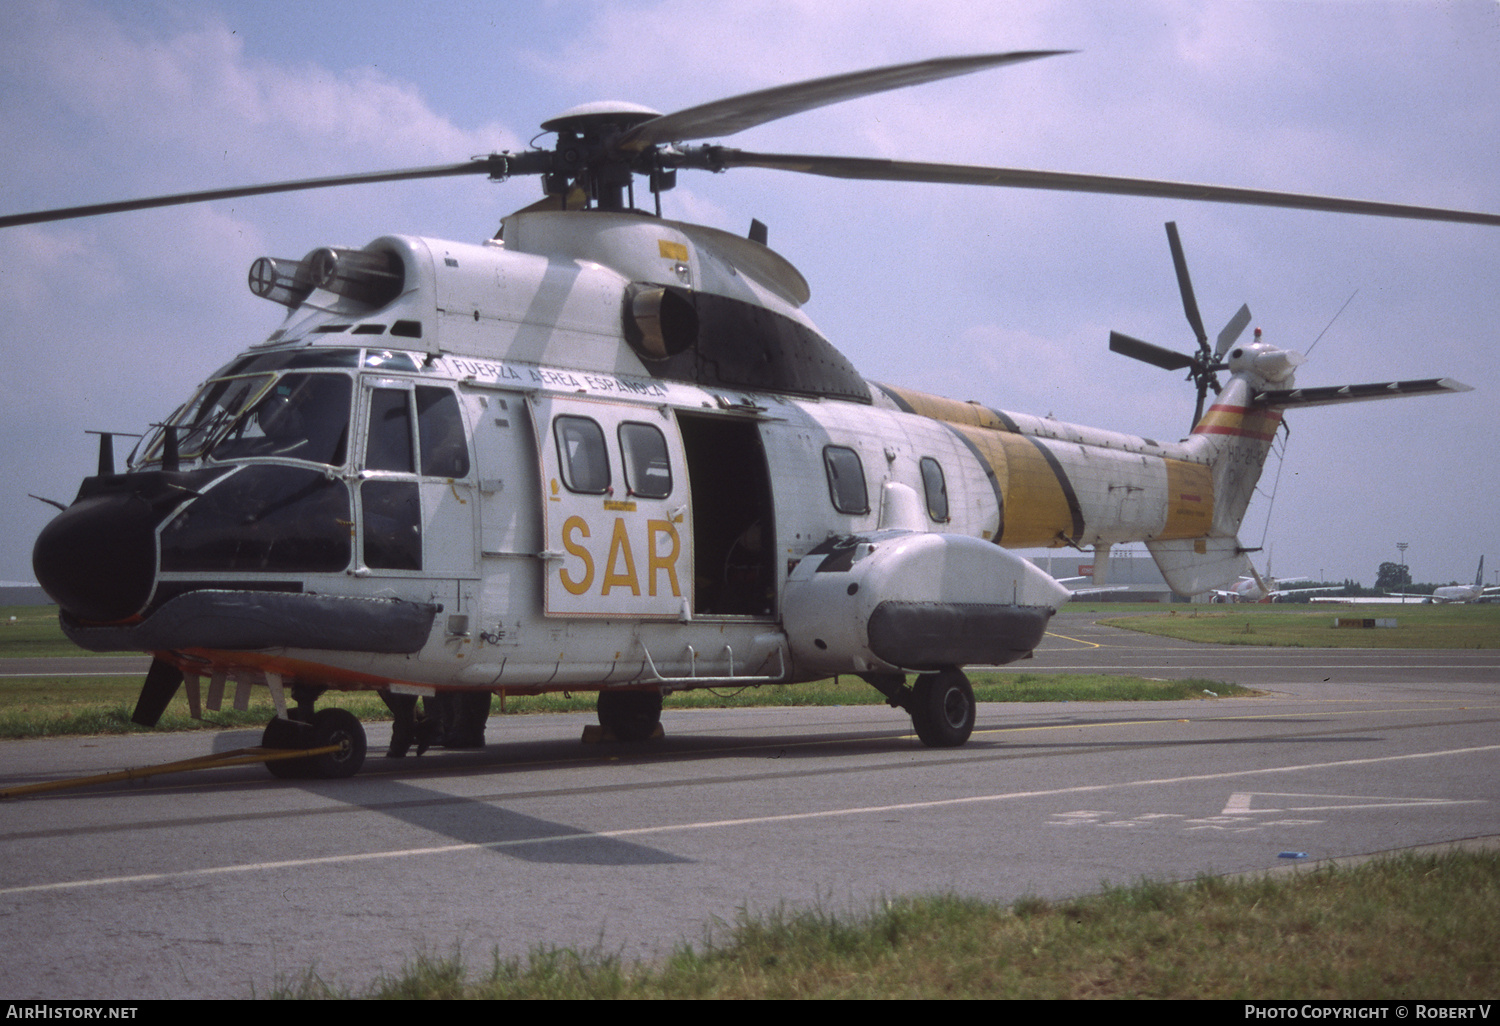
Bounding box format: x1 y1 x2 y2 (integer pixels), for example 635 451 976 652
538 102 665 212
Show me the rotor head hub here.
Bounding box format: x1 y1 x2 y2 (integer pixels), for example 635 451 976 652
540 101 663 138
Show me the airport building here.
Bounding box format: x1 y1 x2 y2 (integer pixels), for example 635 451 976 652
0 581 49 606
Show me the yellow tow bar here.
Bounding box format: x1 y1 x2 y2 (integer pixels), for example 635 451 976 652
0 744 343 800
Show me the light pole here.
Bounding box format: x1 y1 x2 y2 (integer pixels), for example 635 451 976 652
1397 542 1409 603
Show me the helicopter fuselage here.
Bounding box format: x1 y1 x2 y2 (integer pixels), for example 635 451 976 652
32 209 1275 730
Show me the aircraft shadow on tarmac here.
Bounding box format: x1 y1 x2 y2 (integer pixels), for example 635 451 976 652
196 727 694 865
298 778 694 867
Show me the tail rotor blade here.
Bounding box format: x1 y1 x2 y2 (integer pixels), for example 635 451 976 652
1109 331 1195 371
1217 303 1253 358
1166 222 1208 352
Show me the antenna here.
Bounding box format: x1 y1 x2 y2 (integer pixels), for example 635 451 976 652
1305 289 1359 358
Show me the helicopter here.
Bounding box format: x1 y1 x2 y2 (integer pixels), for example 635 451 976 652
11 52 1489 779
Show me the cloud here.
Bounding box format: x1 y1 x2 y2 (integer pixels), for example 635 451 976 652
0 0 1494 588
0 2 524 580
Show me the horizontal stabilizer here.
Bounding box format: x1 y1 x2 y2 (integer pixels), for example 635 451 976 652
1254 377 1471 409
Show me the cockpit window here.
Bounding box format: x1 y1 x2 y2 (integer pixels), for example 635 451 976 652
416 386 470 478
209 348 361 376
364 350 422 373
210 373 351 466
364 388 415 473
170 373 275 459
139 371 353 468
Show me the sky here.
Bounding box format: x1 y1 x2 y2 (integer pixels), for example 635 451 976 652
0 0 1495 589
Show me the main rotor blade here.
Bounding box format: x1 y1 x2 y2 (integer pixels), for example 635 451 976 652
1192 380 1208 432
619 51 1069 151
1109 331 1195 371
0 158 515 229
1166 222 1207 351
701 150 1500 227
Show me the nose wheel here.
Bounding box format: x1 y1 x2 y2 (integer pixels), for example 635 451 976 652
909 669 975 748
261 707 367 779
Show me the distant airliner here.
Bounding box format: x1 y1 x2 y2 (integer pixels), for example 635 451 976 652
1389 557 1498 604
1212 569 1342 603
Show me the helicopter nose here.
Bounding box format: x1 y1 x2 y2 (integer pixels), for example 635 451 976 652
33 490 159 622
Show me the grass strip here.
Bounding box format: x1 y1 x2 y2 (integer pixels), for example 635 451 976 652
1100 603 1500 649
271 848 1500 999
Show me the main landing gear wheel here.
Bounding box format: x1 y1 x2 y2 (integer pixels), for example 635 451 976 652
909 668 975 748
261 707 367 779
307 707 367 778
596 689 663 742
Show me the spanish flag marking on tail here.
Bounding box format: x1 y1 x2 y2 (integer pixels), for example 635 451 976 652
1192 403 1282 441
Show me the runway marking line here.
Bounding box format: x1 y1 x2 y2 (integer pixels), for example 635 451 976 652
972 701 1500 738
1221 791 1482 814
1026 662 1500 672
1040 631 1103 648
2 743 1494 899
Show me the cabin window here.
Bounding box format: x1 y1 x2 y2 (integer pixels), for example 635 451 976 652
920 456 950 523
618 421 672 499
416 386 470 478
554 415 610 494
822 445 869 515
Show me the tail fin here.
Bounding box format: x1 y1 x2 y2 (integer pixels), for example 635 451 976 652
1109 221 1471 598
1146 372 1275 594
1147 340 1469 597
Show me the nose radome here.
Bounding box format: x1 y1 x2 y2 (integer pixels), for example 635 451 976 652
33 491 159 622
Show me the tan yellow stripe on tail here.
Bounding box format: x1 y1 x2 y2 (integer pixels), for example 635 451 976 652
1160 459 1214 539
876 383 1011 430
953 424 1082 547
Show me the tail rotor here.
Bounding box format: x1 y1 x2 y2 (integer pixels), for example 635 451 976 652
1109 221 1252 430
